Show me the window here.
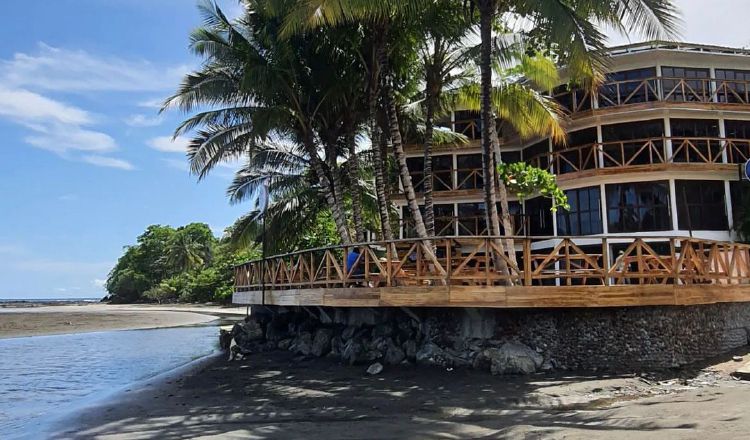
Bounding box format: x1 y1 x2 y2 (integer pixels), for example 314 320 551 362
723 120 750 163
456 154 483 189
661 67 710 102
498 201 524 235
600 120 665 167
715 69 750 103
526 197 553 235
500 150 522 164
557 186 603 235
403 204 456 237
405 155 453 192
600 67 657 107
453 110 481 139
457 203 486 235
669 119 720 163
553 127 597 174
606 181 671 232
730 181 750 229
675 180 728 231
523 140 550 170
551 83 592 113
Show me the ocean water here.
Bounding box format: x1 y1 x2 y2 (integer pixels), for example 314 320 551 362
0 325 219 439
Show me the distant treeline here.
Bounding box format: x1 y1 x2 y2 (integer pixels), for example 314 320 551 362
104 223 257 304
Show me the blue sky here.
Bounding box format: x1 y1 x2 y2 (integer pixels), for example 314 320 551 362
0 0 746 299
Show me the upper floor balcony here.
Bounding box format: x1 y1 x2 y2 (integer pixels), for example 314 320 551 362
552 75 750 116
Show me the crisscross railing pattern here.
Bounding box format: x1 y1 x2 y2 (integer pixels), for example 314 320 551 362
235 236 750 291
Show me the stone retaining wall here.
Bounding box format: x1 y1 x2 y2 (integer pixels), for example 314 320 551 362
225 303 750 373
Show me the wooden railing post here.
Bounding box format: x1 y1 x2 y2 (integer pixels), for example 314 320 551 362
523 238 532 286
602 238 610 286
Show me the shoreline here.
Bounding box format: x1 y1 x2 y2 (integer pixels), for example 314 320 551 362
0 303 246 339
52 348 750 439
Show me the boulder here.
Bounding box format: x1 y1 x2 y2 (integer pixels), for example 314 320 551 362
291 332 313 356
233 319 264 342
366 362 384 375
311 328 334 357
277 338 293 351
403 339 418 361
342 339 365 365
485 342 544 375
341 326 357 341
383 339 406 365
416 342 445 366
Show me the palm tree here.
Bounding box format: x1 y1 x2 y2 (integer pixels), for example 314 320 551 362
165 0 374 246
167 233 212 272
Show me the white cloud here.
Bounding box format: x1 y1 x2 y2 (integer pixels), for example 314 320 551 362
148 135 189 153
0 43 189 93
81 155 135 171
0 86 130 169
125 114 164 127
138 98 165 109
58 194 78 202
92 279 106 288
0 86 91 125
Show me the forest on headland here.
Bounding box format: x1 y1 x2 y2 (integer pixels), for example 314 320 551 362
105 0 683 303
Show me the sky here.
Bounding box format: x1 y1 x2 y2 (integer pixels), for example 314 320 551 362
0 0 747 299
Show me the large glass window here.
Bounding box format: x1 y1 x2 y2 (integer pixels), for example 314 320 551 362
661 66 710 102
551 84 592 113
730 181 750 230
600 119 665 167
675 180 728 231
715 69 750 103
557 186 603 235
599 67 658 107
606 181 671 232
526 197 553 235
723 120 750 163
669 119 720 163
500 150 522 164
456 154 483 190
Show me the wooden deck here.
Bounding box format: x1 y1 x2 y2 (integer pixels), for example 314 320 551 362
234 236 750 308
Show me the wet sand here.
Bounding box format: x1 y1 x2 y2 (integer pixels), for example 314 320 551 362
54 349 750 439
0 304 246 339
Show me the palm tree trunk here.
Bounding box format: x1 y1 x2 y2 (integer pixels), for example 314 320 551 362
423 95 436 237
303 135 352 244
369 27 395 244
490 122 519 270
347 134 365 242
479 0 511 280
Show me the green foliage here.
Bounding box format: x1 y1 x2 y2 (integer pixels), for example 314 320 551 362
105 222 258 304
496 162 569 212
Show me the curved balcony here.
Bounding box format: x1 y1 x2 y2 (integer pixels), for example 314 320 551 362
234 235 750 309
528 137 750 180
552 76 750 115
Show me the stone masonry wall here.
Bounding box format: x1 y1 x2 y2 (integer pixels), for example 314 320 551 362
225 303 750 373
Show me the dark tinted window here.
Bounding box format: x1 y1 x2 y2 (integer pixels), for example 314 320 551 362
670 119 721 162
606 181 671 232
456 154 483 189
675 180 728 231
457 202 487 235
523 140 549 169
526 197 553 235
600 67 658 107
600 120 665 167
662 67 710 102
715 69 750 103
557 186 603 235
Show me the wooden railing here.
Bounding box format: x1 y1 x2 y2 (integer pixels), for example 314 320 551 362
527 137 750 176
552 76 750 114
234 236 750 291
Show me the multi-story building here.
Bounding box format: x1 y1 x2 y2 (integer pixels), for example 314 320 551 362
398 41 750 253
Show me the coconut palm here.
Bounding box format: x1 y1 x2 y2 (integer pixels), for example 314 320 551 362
165 0 375 245
167 233 212 272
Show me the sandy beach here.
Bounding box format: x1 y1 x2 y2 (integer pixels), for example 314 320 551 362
0 303 246 339
53 348 750 439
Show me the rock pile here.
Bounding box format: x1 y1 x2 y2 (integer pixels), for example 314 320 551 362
224 306 549 375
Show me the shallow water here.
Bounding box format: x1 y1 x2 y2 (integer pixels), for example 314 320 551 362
0 325 219 439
